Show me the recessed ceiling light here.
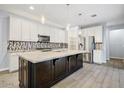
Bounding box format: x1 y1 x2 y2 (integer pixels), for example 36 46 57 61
91 14 97 17
66 4 70 6
29 6 35 10
78 13 82 16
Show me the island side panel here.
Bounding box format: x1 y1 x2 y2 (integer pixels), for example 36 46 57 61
19 57 31 88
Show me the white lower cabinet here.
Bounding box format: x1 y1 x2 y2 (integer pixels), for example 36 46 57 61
93 50 103 64
9 53 19 72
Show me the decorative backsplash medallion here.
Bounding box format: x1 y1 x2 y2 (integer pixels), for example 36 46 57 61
8 40 68 52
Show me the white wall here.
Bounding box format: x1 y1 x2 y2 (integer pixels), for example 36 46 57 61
102 25 109 61
0 16 9 71
109 29 124 59
106 23 124 60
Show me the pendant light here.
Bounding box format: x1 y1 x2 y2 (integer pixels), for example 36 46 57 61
78 13 82 35
66 4 71 31
40 5 46 24
41 15 45 24
66 24 71 31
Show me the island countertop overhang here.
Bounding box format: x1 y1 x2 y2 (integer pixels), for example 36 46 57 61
18 50 85 63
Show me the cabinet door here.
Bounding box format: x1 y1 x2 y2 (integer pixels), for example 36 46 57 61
30 22 38 41
21 19 30 41
9 16 22 40
59 30 66 43
9 54 19 72
53 29 59 42
90 28 95 36
38 24 44 35
93 50 103 64
65 31 68 43
83 28 88 37
54 57 68 80
76 54 83 68
35 61 53 88
69 55 77 73
94 26 103 43
50 28 55 42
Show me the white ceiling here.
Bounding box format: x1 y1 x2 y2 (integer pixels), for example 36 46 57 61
1 4 124 27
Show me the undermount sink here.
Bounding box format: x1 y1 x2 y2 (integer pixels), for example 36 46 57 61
52 49 67 52
53 50 62 52
42 50 52 52
39 48 52 52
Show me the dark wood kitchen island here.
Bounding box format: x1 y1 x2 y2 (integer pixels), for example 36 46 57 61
18 50 83 88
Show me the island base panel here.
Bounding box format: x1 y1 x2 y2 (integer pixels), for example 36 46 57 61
19 54 83 88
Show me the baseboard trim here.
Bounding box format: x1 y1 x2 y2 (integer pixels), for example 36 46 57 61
110 57 124 60
0 68 9 72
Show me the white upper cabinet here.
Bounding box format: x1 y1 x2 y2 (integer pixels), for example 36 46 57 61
88 27 95 36
94 26 103 43
49 28 55 42
57 29 63 42
81 29 86 37
54 29 66 43
60 30 66 43
9 15 66 43
81 26 103 43
38 24 50 36
84 27 95 37
64 30 68 43
21 19 30 41
43 26 50 36
53 28 59 42
38 23 44 35
29 21 38 41
9 16 22 40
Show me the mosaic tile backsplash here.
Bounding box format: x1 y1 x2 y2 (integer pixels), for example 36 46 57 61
8 40 68 52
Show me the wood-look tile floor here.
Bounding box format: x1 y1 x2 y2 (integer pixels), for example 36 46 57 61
0 61 124 88
104 58 124 69
52 63 124 88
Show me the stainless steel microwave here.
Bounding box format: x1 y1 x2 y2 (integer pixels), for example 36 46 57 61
38 34 50 43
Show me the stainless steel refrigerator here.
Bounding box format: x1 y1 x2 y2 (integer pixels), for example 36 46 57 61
83 36 95 63
89 36 95 63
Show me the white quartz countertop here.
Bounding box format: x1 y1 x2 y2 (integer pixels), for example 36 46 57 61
18 50 84 63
